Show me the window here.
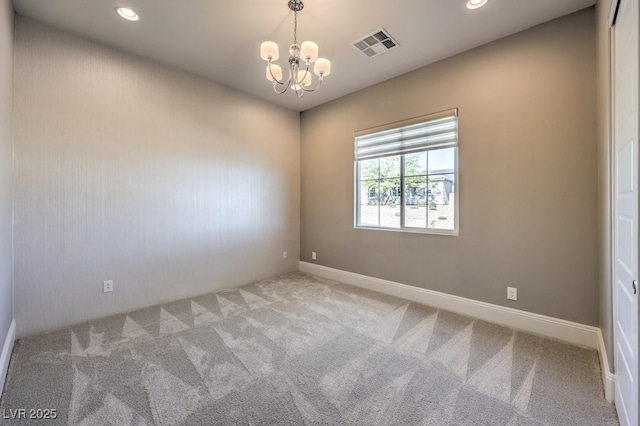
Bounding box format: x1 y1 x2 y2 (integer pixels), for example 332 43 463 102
354 109 458 234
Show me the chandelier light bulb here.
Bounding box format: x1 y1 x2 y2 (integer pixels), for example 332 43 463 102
300 41 319 63
297 70 312 87
260 41 279 61
266 64 283 82
314 58 331 77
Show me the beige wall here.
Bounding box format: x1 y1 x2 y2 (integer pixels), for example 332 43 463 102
0 0 14 352
13 17 300 337
301 8 599 325
596 0 614 372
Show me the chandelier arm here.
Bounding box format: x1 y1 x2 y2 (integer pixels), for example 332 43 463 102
295 62 322 92
273 82 291 94
298 63 311 83
271 60 297 94
300 76 324 92
266 61 289 86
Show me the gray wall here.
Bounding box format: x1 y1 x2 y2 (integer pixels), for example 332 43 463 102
596 0 614 372
300 9 599 325
0 0 14 351
13 17 300 337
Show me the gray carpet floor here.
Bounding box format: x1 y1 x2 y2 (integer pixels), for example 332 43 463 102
0 272 618 425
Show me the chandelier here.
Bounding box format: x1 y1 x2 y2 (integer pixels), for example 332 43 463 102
259 0 331 97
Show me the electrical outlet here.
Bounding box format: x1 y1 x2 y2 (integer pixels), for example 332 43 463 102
283 251 288 259
311 251 317 260
103 280 113 293
507 286 517 301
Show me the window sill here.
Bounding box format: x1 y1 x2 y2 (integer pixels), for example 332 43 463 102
354 225 459 236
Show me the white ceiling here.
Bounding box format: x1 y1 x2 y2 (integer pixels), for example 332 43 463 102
12 0 596 112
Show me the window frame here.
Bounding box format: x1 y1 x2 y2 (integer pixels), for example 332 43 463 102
353 109 459 236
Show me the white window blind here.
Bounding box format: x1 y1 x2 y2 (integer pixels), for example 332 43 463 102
354 108 458 160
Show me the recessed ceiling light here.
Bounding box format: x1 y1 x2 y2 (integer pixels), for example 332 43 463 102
467 0 488 9
116 7 139 21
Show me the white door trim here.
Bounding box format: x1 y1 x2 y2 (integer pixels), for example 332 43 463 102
610 0 639 423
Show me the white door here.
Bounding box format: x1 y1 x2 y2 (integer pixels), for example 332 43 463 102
612 0 639 425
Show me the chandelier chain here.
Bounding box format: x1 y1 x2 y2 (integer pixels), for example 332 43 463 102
294 10 298 45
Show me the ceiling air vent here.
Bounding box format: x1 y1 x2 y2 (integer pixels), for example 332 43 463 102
352 28 399 58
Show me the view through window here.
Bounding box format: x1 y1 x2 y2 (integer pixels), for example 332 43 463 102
354 109 458 233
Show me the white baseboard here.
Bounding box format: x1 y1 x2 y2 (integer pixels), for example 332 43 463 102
299 262 600 349
299 262 620 401
0 319 16 396
597 329 616 403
